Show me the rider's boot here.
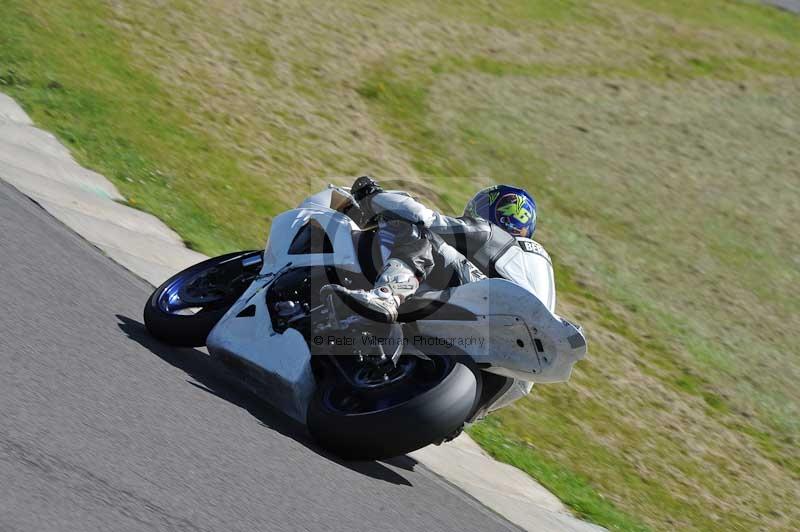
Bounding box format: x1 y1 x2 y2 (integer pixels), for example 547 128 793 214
320 259 419 323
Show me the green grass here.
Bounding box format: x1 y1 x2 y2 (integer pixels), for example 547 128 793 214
0 0 280 254
2 1 800 530
469 418 651 532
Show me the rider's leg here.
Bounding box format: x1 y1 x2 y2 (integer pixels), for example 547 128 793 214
321 221 434 323
426 230 487 286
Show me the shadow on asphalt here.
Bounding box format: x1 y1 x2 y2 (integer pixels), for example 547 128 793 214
115 314 416 486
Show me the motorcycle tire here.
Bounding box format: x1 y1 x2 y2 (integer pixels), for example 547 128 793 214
143 250 261 347
307 354 480 460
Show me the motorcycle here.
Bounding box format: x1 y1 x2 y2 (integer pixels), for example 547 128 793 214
143 186 587 459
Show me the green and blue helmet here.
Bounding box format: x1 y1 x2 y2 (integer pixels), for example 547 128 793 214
464 185 537 238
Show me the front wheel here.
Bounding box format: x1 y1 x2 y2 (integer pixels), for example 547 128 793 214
307 354 480 460
143 250 262 347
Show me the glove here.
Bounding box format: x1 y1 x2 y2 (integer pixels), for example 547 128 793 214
351 175 383 202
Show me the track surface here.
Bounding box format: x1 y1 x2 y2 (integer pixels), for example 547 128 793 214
765 0 800 13
0 180 519 532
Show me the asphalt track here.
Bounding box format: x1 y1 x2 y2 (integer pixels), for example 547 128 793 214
765 0 800 14
0 179 521 531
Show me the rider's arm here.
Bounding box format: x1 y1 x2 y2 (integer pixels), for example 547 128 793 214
349 175 456 228
367 191 453 228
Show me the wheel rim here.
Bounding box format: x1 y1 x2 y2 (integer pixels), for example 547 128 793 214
352 357 417 389
157 267 229 315
323 355 454 415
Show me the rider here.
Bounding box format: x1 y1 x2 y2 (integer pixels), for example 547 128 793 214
321 176 555 323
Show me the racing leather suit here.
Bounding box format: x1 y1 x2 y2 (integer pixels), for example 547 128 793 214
367 191 556 312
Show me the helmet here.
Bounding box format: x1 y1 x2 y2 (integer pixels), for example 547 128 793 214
464 185 537 238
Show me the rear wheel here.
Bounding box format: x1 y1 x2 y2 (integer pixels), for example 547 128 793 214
143 250 262 347
307 354 480 460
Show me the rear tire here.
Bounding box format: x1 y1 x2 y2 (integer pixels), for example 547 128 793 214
144 251 261 347
307 355 480 460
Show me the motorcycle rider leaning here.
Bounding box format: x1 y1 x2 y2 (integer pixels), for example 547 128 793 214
321 176 554 323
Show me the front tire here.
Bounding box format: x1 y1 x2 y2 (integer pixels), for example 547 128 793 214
144 250 261 347
307 355 480 460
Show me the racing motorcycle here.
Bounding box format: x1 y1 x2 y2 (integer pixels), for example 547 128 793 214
143 186 586 459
